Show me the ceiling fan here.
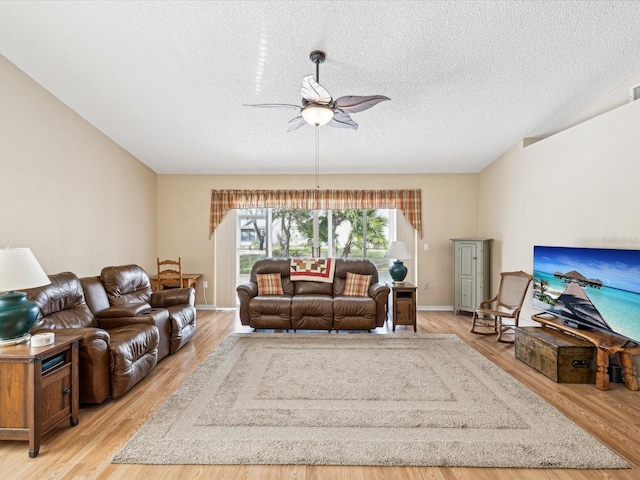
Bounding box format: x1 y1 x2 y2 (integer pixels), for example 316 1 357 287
245 50 390 131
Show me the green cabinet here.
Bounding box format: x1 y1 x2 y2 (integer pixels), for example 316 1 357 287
451 239 491 314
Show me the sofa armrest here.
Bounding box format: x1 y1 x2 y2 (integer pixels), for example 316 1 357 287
95 302 151 318
97 317 150 329
32 326 110 345
369 282 391 327
151 287 195 308
237 282 258 326
369 282 390 300
237 282 258 298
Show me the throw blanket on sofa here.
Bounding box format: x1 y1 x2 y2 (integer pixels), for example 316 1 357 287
290 258 335 283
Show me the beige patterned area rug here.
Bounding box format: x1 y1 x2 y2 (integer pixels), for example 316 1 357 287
112 333 628 468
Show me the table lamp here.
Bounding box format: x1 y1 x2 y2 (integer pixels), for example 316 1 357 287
0 247 51 346
384 241 412 284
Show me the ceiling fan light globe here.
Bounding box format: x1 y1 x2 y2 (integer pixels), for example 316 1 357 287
301 104 334 126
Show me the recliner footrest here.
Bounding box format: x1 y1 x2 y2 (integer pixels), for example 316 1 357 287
108 323 159 399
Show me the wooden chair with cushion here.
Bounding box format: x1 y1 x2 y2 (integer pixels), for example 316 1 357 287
470 270 533 343
156 257 183 291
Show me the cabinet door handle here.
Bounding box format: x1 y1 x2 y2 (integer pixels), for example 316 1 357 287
63 389 71 395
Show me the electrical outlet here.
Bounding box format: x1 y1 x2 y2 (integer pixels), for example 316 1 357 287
424 282 429 289
202 281 208 289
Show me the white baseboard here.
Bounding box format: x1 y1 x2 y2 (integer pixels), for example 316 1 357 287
195 305 217 311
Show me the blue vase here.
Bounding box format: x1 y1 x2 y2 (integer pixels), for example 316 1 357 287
389 260 407 283
0 291 40 341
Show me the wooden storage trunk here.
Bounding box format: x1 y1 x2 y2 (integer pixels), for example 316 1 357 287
515 327 597 383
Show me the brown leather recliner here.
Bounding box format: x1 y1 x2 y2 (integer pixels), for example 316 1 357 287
81 274 172 360
83 264 196 356
25 272 159 403
333 258 389 330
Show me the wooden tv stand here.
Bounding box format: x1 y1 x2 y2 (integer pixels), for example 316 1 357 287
531 314 640 391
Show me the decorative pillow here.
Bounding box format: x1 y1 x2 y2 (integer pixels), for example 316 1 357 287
256 273 284 296
343 272 371 297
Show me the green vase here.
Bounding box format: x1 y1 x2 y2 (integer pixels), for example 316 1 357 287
389 260 407 283
0 291 40 341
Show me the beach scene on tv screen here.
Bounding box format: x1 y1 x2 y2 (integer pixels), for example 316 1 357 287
533 245 640 344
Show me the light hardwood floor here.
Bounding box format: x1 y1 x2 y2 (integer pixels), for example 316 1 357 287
1 310 639 479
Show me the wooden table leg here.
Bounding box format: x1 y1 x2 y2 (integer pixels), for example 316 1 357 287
595 348 610 391
619 352 639 391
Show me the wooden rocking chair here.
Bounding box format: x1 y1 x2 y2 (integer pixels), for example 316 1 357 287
470 270 533 343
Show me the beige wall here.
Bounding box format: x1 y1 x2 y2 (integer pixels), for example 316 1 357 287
564 71 640 133
157 174 479 308
0 54 157 277
479 96 640 373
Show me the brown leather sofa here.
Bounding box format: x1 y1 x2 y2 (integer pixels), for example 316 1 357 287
82 264 196 358
25 265 197 404
237 258 390 331
26 272 159 403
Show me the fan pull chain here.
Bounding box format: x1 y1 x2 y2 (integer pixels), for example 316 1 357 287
313 125 321 258
315 127 320 189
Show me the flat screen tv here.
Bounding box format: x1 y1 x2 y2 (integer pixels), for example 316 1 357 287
533 245 640 345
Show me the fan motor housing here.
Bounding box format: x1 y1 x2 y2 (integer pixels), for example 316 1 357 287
309 50 326 64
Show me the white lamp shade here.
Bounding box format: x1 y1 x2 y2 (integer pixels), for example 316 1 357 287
301 104 334 126
384 241 412 260
0 248 51 292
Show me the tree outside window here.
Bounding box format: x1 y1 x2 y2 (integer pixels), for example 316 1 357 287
237 208 391 284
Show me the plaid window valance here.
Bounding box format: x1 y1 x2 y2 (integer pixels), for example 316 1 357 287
209 189 422 238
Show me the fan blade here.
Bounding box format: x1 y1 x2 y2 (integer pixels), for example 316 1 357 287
301 75 332 105
334 95 390 113
244 103 301 110
286 116 307 132
328 111 358 130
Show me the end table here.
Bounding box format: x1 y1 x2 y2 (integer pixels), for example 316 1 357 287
0 334 81 457
386 281 418 332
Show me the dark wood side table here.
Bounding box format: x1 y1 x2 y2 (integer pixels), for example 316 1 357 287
0 334 81 457
386 281 418 332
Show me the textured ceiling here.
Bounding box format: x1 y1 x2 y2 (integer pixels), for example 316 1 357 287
1 1 640 175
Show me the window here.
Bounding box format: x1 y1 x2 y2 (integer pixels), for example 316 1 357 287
237 208 393 286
